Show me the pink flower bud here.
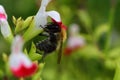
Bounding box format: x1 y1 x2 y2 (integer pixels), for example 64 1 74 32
0 5 13 40
0 5 7 20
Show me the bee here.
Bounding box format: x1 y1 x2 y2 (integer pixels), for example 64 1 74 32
36 21 67 64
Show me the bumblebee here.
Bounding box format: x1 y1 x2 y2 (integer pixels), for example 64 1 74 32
36 22 66 64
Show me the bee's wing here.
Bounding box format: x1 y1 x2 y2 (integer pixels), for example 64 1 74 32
57 33 63 64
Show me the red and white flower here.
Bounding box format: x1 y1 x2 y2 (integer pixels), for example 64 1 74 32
9 35 37 78
64 24 85 55
23 0 67 42
0 5 13 43
34 0 67 43
35 0 66 30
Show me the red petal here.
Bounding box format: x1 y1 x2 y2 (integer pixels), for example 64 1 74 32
0 13 6 19
64 48 73 56
64 46 81 56
11 63 38 78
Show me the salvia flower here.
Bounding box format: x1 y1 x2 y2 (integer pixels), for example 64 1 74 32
35 0 67 30
23 0 67 42
9 35 37 78
64 24 85 55
0 5 13 43
36 0 67 42
35 0 51 28
23 0 51 42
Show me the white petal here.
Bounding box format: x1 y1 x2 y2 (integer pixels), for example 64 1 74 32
68 24 85 48
9 53 32 70
67 36 85 48
34 0 51 28
11 35 23 53
69 24 80 36
0 20 11 38
40 0 51 10
47 11 61 22
9 35 32 70
0 5 10 38
35 13 47 28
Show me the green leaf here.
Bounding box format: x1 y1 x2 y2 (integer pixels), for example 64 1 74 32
24 48 28 55
113 61 120 80
76 45 102 59
105 47 120 70
23 19 43 42
12 16 17 25
32 63 45 80
78 10 92 29
104 59 116 70
2 53 8 63
94 23 109 41
0 69 3 77
15 17 24 33
29 42 42 61
15 16 33 34
22 16 33 30
108 47 120 59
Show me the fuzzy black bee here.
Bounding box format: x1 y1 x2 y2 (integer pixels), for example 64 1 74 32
36 22 66 64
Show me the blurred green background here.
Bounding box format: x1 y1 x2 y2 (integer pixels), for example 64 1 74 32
1 0 120 80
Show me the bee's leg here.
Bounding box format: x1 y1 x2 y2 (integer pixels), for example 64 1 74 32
39 25 45 29
40 25 49 32
39 32 49 37
39 52 47 63
42 53 46 60
36 48 40 53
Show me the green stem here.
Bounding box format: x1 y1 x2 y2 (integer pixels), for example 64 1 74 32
113 61 120 80
6 34 14 44
32 63 45 80
23 20 43 43
104 0 117 53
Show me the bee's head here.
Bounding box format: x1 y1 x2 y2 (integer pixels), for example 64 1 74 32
47 11 67 42
47 11 67 30
51 18 67 30
46 22 61 33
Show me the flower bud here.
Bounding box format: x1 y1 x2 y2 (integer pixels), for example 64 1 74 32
0 5 13 43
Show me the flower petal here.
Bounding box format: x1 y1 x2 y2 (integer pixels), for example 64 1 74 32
9 53 38 78
47 11 61 22
40 0 51 9
35 12 47 28
0 5 9 37
0 5 13 41
9 53 31 70
64 47 73 55
11 63 37 78
9 35 38 77
0 5 7 20
64 46 81 56
69 24 80 35
0 20 11 38
67 36 85 48
11 35 23 53
0 13 6 19
35 0 51 28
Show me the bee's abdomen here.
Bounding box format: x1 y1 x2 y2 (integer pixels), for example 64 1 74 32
36 39 57 53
